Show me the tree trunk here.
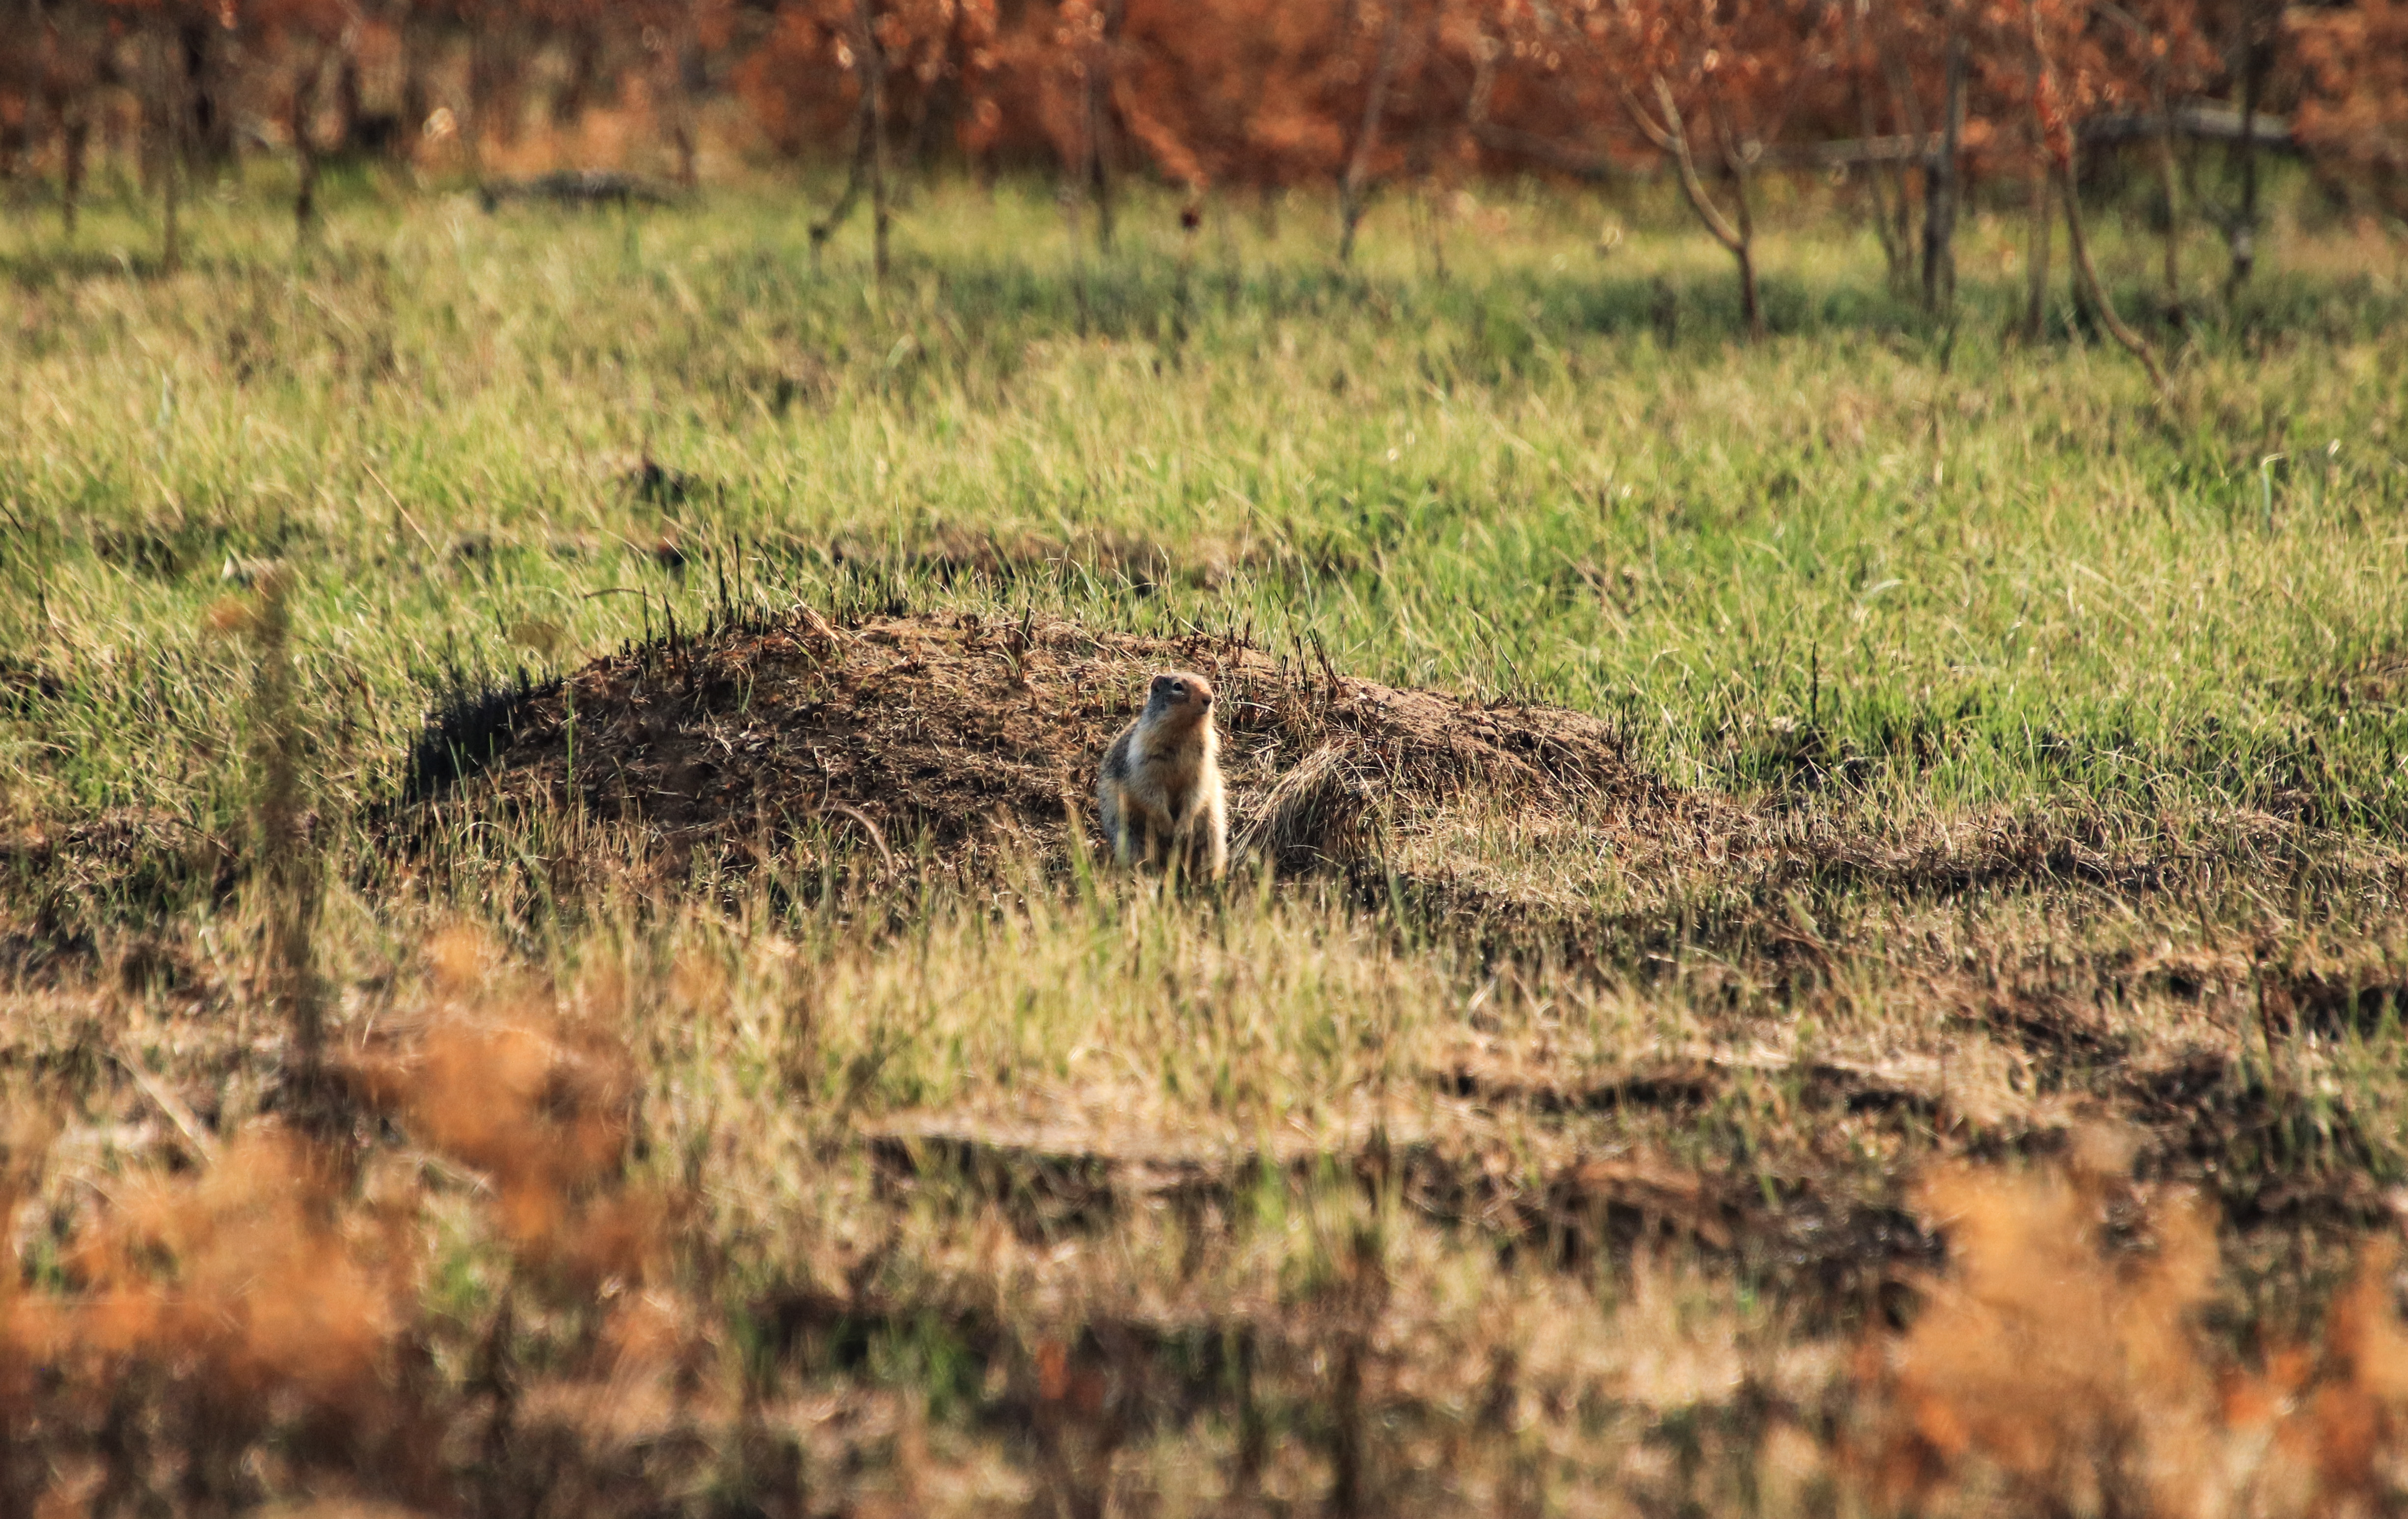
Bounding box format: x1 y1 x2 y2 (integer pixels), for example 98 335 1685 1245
179 20 232 172
1082 64 1112 254
1847 2 1908 289
2024 162 2052 339
863 0 889 281
2225 24 2262 294
1415 187 1447 281
1628 77 1764 339
1734 234 1762 335
2022 30 2050 340
809 0 889 279
332 45 363 158
1878 39 1929 293
2028 0 2166 398
467 23 515 178
2150 86 2184 321
1337 0 1404 266
649 7 703 190
62 113 89 240
293 56 322 243
1081 0 1129 255
154 27 183 274
810 89 875 266
162 129 181 275
0 77 25 179
554 24 602 125
1921 24 1965 312
670 35 703 190
398 19 431 162
1718 99 1764 333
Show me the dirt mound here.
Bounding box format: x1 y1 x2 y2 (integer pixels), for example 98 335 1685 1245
409 608 1666 882
403 607 2357 932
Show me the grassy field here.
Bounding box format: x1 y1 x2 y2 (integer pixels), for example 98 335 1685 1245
7 163 2408 1515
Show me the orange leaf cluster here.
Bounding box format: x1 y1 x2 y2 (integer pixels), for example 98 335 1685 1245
2290 0 2408 219
0 933 683 1507
1862 1134 2408 1516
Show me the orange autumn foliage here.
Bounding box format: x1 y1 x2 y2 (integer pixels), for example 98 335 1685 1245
0 933 685 1510
2290 0 2408 221
1863 1135 2408 1516
4 0 2404 254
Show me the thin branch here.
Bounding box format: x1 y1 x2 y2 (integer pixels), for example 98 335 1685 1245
809 89 875 255
2058 163 2171 399
2028 0 2168 400
1466 38 1630 180
810 0 889 279
1628 75 1745 254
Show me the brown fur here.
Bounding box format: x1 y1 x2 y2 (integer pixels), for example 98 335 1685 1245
1095 670 1228 880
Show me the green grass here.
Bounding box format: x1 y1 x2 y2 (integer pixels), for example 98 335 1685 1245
5 169 2406 843
9 161 2408 1515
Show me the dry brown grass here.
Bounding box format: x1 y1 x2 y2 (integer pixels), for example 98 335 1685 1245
14 911 2408 1515
344 929 668 1293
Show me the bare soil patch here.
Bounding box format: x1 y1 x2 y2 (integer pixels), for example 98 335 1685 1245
863 1105 1941 1302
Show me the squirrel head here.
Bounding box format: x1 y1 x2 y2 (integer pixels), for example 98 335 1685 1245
1144 670 1215 725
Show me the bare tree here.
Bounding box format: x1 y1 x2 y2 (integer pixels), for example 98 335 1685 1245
2211 0 2278 294
1623 76 1768 337
2095 0 2188 323
1876 1 1934 292
2029 0 2170 400
1337 0 1405 266
1077 0 1131 254
1845 0 1914 290
149 19 185 273
2023 55 2053 340
30 1 110 240
810 0 892 280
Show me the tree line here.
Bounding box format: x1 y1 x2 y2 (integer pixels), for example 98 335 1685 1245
2 0 2402 318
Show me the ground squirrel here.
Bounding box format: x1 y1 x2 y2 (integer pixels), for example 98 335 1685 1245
1096 670 1228 880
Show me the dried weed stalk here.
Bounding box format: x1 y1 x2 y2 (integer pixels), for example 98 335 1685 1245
212 571 330 1122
